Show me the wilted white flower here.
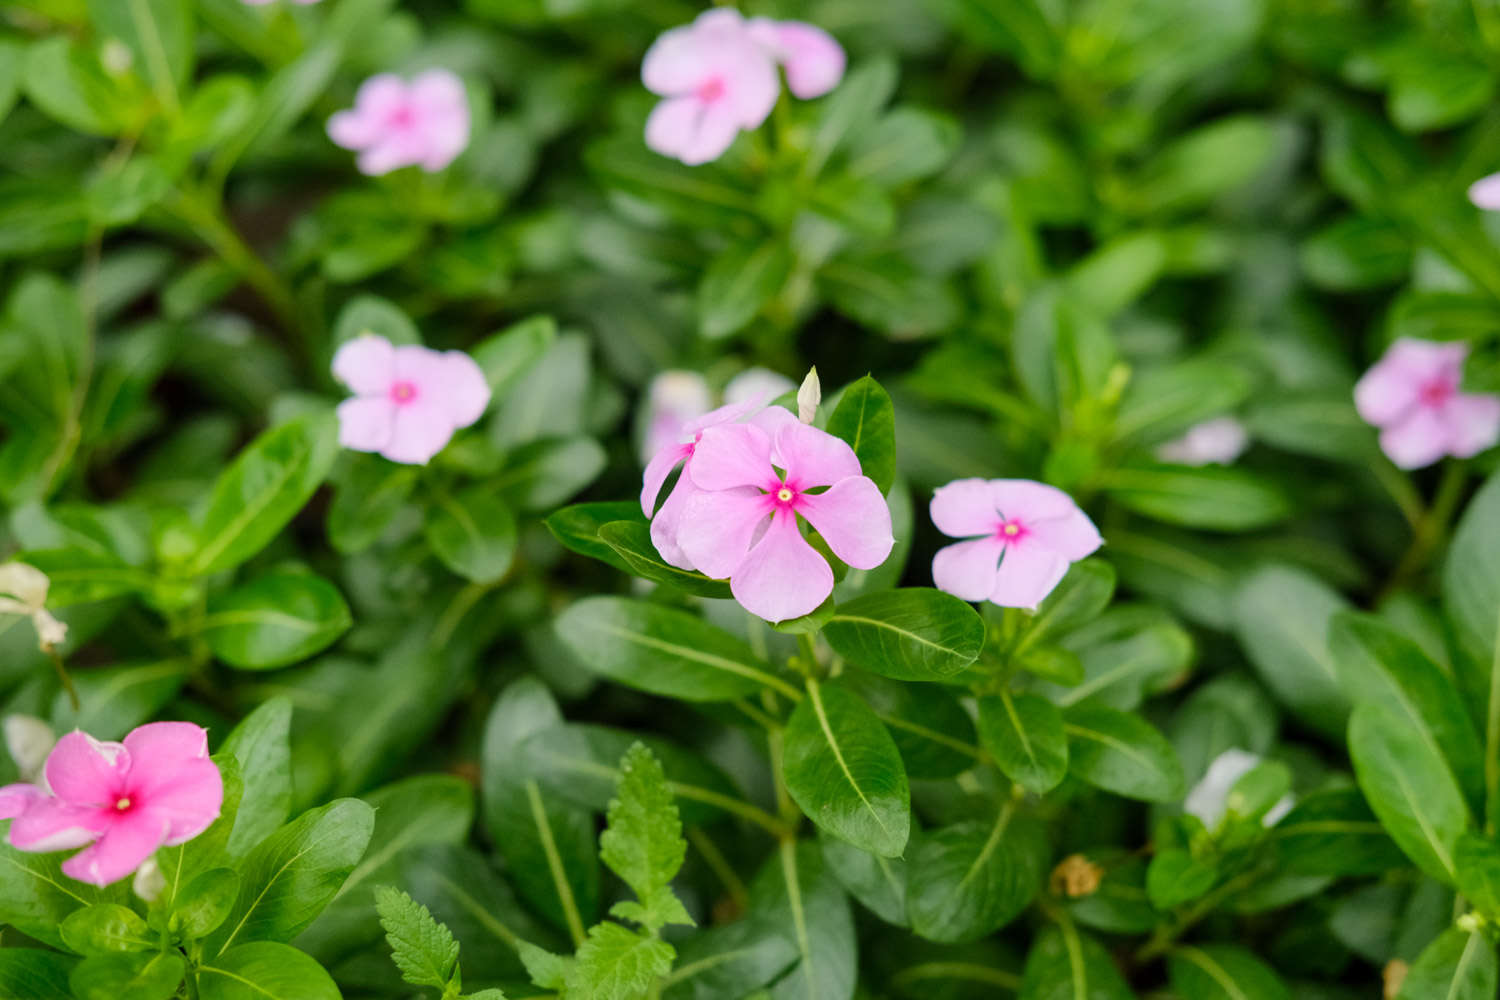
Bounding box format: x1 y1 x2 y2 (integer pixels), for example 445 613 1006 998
1184 748 1293 829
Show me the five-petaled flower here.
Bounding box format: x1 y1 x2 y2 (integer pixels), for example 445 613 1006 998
930 479 1102 609
1470 172 1500 211
1156 417 1250 466
0 723 223 887
328 70 470 175
641 10 844 166
1354 337 1500 470
674 415 894 622
332 334 491 465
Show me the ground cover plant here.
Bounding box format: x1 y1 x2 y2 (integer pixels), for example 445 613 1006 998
3 0 1500 998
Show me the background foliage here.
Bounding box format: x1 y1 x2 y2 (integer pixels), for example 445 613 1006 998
3 0 1500 998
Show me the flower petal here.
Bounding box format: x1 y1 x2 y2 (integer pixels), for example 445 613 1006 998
123 722 208 767
796 476 894 570
772 422 860 489
724 368 794 407
382 400 457 465
436 351 491 429
649 476 700 570
8 797 108 852
1470 172 1500 211
989 542 1071 609
1380 408 1452 470
730 510 834 622
1027 507 1103 562
678 488 773 579
0 782 39 819
990 480 1078 522
688 423 773 491
1184 748 1260 828
684 398 762 436
750 19 845 99
645 95 707 161
134 758 223 846
1355 338 1466 427
45 732 129 805
930 478 1001 538
642 22 713 95
331 335 395 395
931 537 1005 602
61 809 169 887
642 444 691 517
336 396 396 454
1442 393 1500 459
680 101 745 166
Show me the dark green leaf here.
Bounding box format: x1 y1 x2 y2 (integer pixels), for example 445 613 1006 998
826 376 897 495
1168 945 1290 1000
597 521 733 598
823 588 984 682
544 502 642 574
426 487 518 584
698 237 793 340
977 692 1068 794
1064 705 1186 802
907 811 1049 943
1019 923 1135 1000
1234 565 1352 740
1395 927 1497 1000
201 570 352 670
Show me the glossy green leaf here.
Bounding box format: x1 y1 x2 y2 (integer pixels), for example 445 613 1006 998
1106 463 1292 531
698 237 793 340
1019 923 1135 1000
977 692 1068 794
1268 787 1406 877
1443 469 1500 661
823 588 984 682
597 521 733 598
1234 565 1352 740
0 843 120 949
782 679 910 857
907 811 1049 943
0 949 74 999
749 842 856 1000
1395 927 1498 1000
59 903 152 956
826 375 897 495
173 869 240 939
200 570 352 670
69 951 184 1000
425 486 518 584
544 502 642 574
1168 945 1290 1000
1064 704 1186 802
198 942 340 1000
218 698 292 856
841 669 979 778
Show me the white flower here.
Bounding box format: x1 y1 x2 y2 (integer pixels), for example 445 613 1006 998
1184 748 1293 829
1157 417 1250 466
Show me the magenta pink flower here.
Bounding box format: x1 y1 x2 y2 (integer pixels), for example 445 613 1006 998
1470 172 1500 211
930 479 1102 609
642 10 780 166
327 70 469 175
674 418 894 622
747 19 846 99
332 335 491 465
0 723 222 887
1354 338 1500 469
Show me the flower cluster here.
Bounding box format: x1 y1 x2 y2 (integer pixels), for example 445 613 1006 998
643 400 893 622
642 10 845 165
1354 337 1500 469
332 334 491 465
327 70 470 175
0 723 222 887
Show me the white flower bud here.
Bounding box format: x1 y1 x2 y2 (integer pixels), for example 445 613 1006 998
797 367 820 424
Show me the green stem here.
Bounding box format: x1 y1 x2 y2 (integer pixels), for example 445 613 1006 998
1372 459 1425 531
1134 867 1264 963
1485 604 1500 835
1380 462 1467 599
794 632 820 677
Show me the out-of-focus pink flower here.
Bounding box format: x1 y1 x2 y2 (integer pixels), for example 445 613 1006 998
332 335 490 465
327 71 470 175
674 416 893 622
724 367 795 408
1 723 222 887
747 19 845 99
641 10 779 165
641 372 713 464
1156 417 1250 466
930 479 1101 610
1354 338 1500 470
1470 173 1500 211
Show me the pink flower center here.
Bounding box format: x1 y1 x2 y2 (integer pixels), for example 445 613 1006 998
114 796 132 812
388 103 417 130
697 76 727 103
996 519 1027 543
390 380 418 405
769 480 801 512
1418 375 1456 408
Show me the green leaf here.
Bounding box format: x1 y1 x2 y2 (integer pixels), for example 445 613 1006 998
1019 923 1135 1000
841 669 979 779
782 678 910 857
200 570 352 670
22 37 142 136
1395 927 1498 1000
1455 833 1500 919
0 949 75 999
185 413 340 577
846 107 960 185
330 294 420 348
565 922 674 1000
822 588 984 682
50 659 190 741
1147 850 1218 909
1268 787 1406 877
1123 115 1276 215
1301 215 1411 290
805 56 898 177
748 841 855 1000
1348 702 1470 886
1234 565 1352 740
69 951 184 1000
495 436 606 511
596 521 733 598
472 315 557 398
599 743 692 933
1013 558 1116 651
208 798 375 955
826 376 897 495
172 869 240 939
907 810 1049 943
1064 705 1186 802
197 942 341 1000
425 487 518 584
1114 359 1256 447
59 903 152 956
218 699 292 857
0 843 120 949
327 454 418 555
1443 469 1500 662
819 830 908 927
659 917 798 1000
977 692 1068 794
517 940 571 990
374 885 459 991
544 502 642 574
555 597 791 701
1106 463 1292 531
86 0 192 113
819 255 961 339
585 138 757 227
1168 945 1291 1000
697 237 793 340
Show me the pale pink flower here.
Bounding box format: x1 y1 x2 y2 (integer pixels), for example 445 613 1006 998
930 479 1102 610
1184 749 1293 829
641 371 713 463
675 417 894 622
332 335 491 465
724 367 795 408
747 19 845 99
327 70 470 175
1354 338 1500 470
1470 172 1500 211
642 10 780 166
0 723 222 887
1156 417 1250 466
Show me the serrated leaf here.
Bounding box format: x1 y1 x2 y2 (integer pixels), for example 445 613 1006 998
374 885 459 991
517 940 571 990
565 922 674 1000
600 743 692 933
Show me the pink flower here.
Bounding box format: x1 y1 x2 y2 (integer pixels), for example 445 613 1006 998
332 335 491 465
0 723 222 887
1156 417 1250 466
1354 338 1500 469
1470 172 1500 211
327 70 470 175
642 10 780 166
724 367 795 408
747 19 846 99
641 371 713 463
674 418 894 622
930 479 1102 609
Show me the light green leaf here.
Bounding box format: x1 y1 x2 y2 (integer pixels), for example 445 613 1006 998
1395 927 1498 1000
564 922 674 1000
599 743 692 933
69 951 184 1000
426 487 517 584
826 376 897 495
698 237 792 340
1233 565 1351 740
200 571 351 670
374 885 459 991
197 942 340 1000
